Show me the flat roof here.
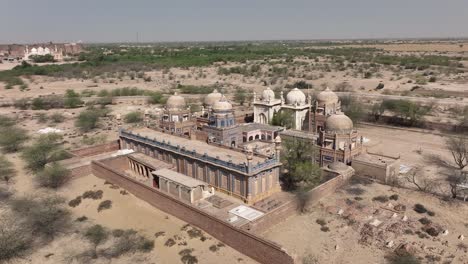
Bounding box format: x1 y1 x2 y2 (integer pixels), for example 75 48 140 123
237 123 284 133
128 128 264 164
280 129 317 140
153 168 207 188
229 205 264 221
354 152 399 165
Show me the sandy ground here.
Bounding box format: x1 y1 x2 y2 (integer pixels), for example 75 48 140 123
358 124 456 194
262 180 468 264
5 153 256 264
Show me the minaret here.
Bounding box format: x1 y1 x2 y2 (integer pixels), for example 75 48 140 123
245 145 253 173
274 136 282 160
280 91 285 105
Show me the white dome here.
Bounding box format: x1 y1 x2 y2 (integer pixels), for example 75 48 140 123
317 87 339 104
212 95 232 111
262 87 275 101
204 89 222 106
166 92 186 110
286 88 306 105
31 47 37 54
325 113 353 133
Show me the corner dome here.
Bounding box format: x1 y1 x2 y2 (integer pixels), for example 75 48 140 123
317 87 339 104
262 87 275 101
166 92 186 110
328 161 349 171
212 95 232 112
286 88 306 105
325 113 353 133
204 89 222 107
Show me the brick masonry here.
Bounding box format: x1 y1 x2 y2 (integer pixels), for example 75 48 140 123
91 157 296 264
69 141 120 158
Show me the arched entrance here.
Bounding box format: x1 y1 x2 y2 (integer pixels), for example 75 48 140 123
258 113 267 124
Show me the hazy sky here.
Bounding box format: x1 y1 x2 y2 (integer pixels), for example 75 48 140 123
2 0 468 43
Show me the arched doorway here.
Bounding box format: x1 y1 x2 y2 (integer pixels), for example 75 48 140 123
258 113 267 124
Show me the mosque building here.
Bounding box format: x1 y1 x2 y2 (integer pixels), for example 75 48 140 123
254 86 363 166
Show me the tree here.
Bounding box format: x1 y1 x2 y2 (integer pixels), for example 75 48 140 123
445 136 468 169
84 225 109 259
124 111 143 123
21 133 68 172
64 89 83 108
0 126 29 153
340 96 365 123
0 115 15 127
0 156 15 185
234 87 247 106
271 109 295 129
0 215 32 261
370 102 385 122
36 162 70 189
281 137 321 190
9 195 71 239
75 110 100 132
404 168 436 194
382 99 431 126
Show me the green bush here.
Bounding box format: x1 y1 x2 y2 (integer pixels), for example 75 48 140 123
0 155 15 184
64 89 83 108
76 110 101 132
0 126 29 153
36 162 70 189
21 133 68 172
49 113 65 123
124 111 143 123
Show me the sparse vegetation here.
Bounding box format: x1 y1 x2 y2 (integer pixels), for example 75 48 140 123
124 111 143 123
36 162 70 189
97 200 112 212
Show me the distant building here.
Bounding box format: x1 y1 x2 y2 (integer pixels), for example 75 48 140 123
0 42 83 62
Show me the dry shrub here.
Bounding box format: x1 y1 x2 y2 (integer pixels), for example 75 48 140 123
165 238 176 247
82 190 103 200
97 200 112 212
68 196 82 207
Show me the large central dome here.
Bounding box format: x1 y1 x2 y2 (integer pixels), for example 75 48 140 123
212 95 232 112
204 89 222 107
286 88 306 105
166 92 186 110
325 113 353 133
317 87 339 104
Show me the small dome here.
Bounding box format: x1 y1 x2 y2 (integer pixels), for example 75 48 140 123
262 87 275 101
286 88 306 105
166 92 186 110
317 87 339 104
204 89 222 107
212 95 232 112
328 161 349 171
325 113 353 133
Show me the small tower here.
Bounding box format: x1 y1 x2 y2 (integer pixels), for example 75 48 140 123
274 135 282 160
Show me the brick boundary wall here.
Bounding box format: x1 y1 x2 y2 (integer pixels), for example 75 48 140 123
246 173 351 234
69 141 120 158
91 157 296 264
68 164 92 178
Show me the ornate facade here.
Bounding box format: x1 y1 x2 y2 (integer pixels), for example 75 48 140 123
253 87 311 130
254 86 363 166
